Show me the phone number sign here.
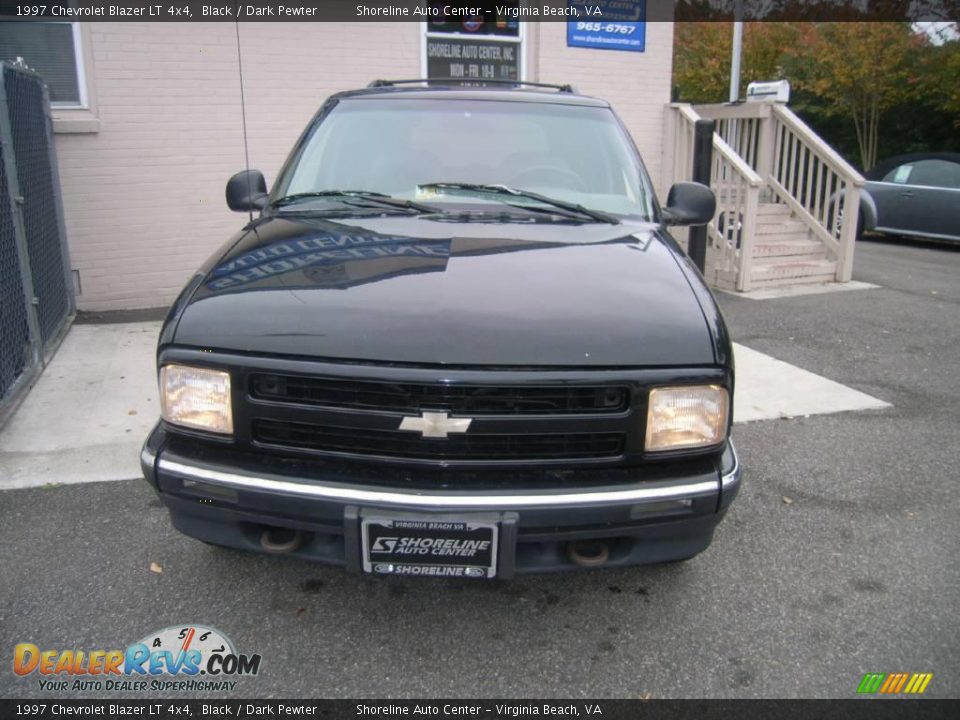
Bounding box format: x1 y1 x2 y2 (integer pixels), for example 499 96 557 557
566 0 645 52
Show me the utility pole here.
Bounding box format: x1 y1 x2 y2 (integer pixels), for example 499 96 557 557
688 119 715 274
729 0 744 102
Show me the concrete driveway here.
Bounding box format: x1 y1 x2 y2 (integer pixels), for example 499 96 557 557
0 237 957 699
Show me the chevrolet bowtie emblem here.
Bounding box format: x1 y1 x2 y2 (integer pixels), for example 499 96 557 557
398 411 472 438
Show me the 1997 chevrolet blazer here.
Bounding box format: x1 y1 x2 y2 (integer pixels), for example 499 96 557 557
140 80 740 578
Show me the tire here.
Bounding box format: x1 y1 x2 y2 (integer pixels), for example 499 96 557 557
832 201 864 240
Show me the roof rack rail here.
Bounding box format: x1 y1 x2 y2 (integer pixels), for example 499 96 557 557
367 78 578 93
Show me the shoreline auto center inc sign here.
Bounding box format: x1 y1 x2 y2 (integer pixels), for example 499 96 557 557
425 2 522 83
567 0 646 52
424 2 647 84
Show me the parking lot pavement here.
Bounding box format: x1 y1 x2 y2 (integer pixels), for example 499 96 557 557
1 237 957 699
0 324 888 491
0 323 160 489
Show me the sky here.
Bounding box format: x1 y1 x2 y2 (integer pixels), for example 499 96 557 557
913 21 959 44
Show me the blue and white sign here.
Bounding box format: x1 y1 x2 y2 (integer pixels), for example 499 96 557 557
566 1 646 53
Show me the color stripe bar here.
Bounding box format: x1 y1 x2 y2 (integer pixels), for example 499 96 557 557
862 672 933 694
879 674 899 693
857 673 885 694
892 673 909 693
904 674 921 694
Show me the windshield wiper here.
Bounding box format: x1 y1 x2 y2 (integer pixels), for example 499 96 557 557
418 183 619 225
271 190 437 214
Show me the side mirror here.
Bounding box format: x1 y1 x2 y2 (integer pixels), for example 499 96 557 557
663 182 716 226
226 169 268 212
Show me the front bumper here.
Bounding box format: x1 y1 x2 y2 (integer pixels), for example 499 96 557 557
141 424 741 576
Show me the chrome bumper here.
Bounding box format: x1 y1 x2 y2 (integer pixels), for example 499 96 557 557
144 438 740 512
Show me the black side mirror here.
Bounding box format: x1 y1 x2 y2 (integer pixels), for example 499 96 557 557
226 169 268 212
663 182 716 226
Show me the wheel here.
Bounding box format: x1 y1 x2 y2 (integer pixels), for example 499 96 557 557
717 210 743 248
833 201 864 240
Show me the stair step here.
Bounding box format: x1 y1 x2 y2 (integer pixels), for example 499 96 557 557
755 219 808 235
756 203 792 218
752 239 827 259
748 274 839 289
755 231 812 246
751 258 837 282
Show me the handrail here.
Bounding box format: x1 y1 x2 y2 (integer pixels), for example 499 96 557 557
670 103 762 186
712 134 763 187
675 101 862 289
668 104 762 292
674 102 701 125
772 105 865 186
693 102 770 121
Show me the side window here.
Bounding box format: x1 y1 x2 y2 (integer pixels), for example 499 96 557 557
0 21 86 107
906 159 960 189
884 164 913 184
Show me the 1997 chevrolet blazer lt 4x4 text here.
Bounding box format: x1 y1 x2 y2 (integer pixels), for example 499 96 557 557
140 80 740 578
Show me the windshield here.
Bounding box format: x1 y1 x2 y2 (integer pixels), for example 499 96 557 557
273 97 657 220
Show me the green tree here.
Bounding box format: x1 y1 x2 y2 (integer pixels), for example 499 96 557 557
929 38 960 127
790 22 925 170
673 22 960 166
673 22 800 104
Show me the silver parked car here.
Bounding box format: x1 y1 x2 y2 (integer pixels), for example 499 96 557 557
859 153 960 243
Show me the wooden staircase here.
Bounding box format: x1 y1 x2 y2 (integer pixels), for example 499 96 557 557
749 203 838 287
667 101 865 293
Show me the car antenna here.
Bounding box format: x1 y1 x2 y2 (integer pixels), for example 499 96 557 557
234 17 254 224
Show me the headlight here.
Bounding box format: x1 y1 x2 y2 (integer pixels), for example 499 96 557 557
645 385 729 452
160 365 233 435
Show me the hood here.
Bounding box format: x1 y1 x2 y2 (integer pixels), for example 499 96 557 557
172 214 717 367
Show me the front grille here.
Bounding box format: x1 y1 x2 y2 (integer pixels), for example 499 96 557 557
252 419 626 462
249 373 629 416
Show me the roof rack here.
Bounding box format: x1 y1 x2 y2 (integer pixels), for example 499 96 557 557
367 78 578 93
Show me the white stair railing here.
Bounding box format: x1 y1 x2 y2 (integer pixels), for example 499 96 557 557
693 102 865 283
768 104 865 281
665 104 763 291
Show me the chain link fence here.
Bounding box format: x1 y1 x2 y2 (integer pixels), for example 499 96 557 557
0 61 74 425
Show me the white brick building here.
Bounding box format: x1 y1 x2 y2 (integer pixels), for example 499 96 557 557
28 20 675 311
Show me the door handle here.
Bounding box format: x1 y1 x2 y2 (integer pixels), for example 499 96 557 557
901 191 914 198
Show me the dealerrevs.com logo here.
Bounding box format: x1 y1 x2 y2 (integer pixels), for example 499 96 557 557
13 625 261 693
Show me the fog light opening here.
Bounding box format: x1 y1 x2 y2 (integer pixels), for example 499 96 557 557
629 498 695 518
181 478 239 504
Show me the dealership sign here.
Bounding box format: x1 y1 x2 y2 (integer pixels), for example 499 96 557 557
567 0 646 52
426 37 520 83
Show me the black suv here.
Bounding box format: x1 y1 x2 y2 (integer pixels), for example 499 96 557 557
141 80 739 578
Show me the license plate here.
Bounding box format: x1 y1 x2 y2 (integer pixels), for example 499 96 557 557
361 512 499 579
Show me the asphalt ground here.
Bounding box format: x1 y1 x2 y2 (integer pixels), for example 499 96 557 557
1 236 957 700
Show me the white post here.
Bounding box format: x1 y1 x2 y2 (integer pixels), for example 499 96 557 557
838 185 860 282
737 182 760 292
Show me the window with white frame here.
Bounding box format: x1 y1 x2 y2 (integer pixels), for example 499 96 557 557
0 21 87 107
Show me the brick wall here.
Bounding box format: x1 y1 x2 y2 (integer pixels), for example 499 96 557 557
55 21 672 311
56 22 421 311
